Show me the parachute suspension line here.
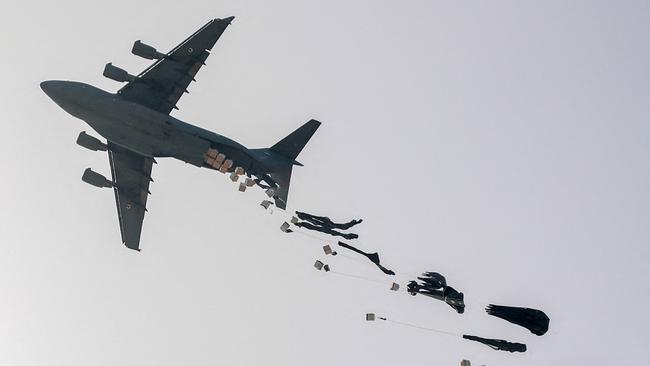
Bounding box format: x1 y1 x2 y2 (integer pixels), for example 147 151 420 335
335 253 414 283
293 228 327 241
336 252 372 266
382 318 461 338
329 270 394 287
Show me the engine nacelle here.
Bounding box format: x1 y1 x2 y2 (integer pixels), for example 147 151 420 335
76 131 107 151
103 63 135 82
82 168 113 188
131 40 165 60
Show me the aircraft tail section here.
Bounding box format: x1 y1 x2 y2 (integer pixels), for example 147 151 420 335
265 119 320 209
270 119 321 162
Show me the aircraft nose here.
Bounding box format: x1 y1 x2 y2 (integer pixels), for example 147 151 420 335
40 80 64 99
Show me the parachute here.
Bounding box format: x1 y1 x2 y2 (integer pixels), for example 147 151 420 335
294 221 358 239
287 210 361 239
462 335 527 353
337 241 395 275
407 272 465 314
485 304 550 336
295 211 362 230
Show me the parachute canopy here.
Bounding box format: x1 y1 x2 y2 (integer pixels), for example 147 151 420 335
462 335 527 353
295 211 362 230
295 221 358 240
337 241 395 275
486 304 550 336
407 272 465 314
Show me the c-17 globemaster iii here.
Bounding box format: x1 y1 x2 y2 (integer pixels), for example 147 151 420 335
40 17 320 251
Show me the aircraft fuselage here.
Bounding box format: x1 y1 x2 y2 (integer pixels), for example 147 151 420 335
40 80 277 172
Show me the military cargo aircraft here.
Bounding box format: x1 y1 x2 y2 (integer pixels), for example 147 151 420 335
41 17 320 251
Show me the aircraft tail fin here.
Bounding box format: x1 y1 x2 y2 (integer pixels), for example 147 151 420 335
270 119 321 162
265 119 320 209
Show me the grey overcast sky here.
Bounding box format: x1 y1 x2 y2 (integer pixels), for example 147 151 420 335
1 1 648 365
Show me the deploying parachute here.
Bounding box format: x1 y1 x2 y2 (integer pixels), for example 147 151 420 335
407 272 465 314
293 221 358 239
337 241 395 275
295 211 362 230
288 211 361 239
462 335 527 353
485 304 550 336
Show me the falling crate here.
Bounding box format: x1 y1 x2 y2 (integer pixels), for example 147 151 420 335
290 216 299 224
280 222 291 233
260 200 272 209
314 260 324 271
390 283 400 291
245 178 255 187
229 172 239 182
265 188 275 198
234 166 245 175
323 245 333 255
366 313 376 321
238 183 246 192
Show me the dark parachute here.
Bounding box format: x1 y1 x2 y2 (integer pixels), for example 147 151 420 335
407 272 465 314
337 241 395 275
294 221 358 239
290 211 361 239
485 304 550 336
462 335 527 353
295 211 363 230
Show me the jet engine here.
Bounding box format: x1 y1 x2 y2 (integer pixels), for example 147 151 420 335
76 131 107 151
82 168 114 188
103 63 135 82
131 40 165 60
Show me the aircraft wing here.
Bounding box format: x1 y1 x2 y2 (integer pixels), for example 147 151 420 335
108 143 154 251
118 17 234 114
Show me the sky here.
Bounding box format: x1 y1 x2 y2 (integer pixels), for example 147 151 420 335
1 1 649 365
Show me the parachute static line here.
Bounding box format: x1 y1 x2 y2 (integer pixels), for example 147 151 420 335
366 313 461 338
329 270 403 289
368 314 527 353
